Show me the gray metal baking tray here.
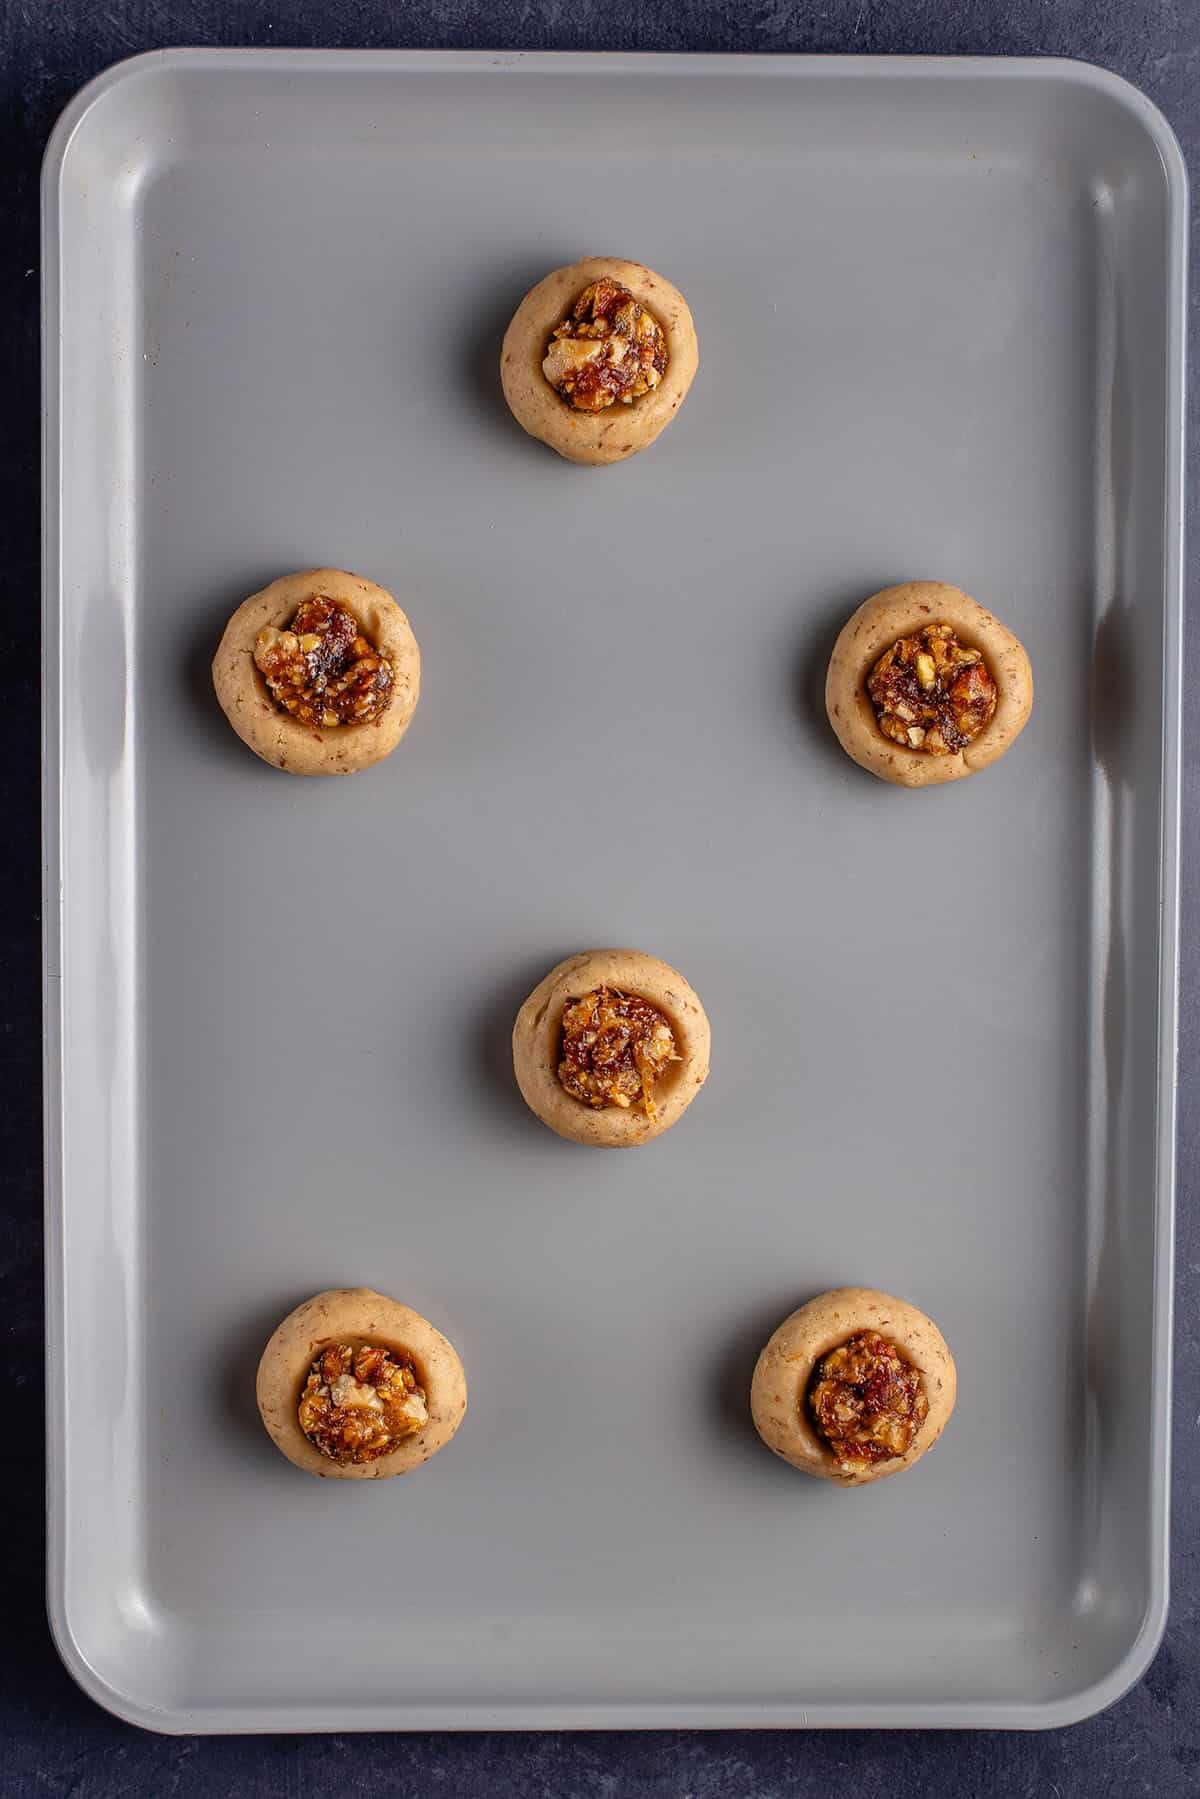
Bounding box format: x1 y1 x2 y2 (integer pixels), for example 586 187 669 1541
42 50 1185 1732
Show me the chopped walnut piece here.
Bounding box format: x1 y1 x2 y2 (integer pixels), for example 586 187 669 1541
542 278 668 412
866 623 998 754
557 985 678 1119
807 1332 929 1468
298 1341 428 1464
253 596 394 727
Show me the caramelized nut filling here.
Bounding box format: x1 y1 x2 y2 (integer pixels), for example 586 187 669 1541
867 623 997 754
807 1332 929 1468
254 597 394 728
542 279 668 412
298 1342 428 1464
557 985 678 1119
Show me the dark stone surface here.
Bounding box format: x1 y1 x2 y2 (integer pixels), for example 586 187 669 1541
3 2 1196 1794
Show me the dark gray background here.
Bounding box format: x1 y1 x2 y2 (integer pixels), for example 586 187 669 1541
4 3 1196 1795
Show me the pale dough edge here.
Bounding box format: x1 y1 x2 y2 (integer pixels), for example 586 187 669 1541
255 1287 467 1480
824 582 1033 788
512 949 711 1148
212 568 421 777
500 258 699 467
749 1286 957 1487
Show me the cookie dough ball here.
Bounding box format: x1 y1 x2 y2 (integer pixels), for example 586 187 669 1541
500 258 699 465
512 949 710 1147
212 568 420 775
750 1288 956 1487
825 581 1032 787
256 1287 467 1479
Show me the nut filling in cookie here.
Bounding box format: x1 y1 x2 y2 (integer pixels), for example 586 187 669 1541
298 1342 428 1466
807 1332 929 1470
254 597 395 729
867 624 997 755
542 279 669 412
557 986 679 1119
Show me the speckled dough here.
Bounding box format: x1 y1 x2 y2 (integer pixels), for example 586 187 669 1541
255 1287 467 1480
500 258 699 466
212 568 420 775
512 949 711 1147
750 1287 957 1487
825 581 1033 787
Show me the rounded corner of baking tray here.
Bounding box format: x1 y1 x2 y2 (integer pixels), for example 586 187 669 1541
1039 56 1189 213
1025 1586 1171 1732
41 48 195 200
44 1581 196 1738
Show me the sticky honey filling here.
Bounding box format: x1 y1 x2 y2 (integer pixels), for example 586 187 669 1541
557 985 678 1120
297 1342 428 1465
253 596 394 729
867 623 997 754
542 278 668 413
807 1331 929 1468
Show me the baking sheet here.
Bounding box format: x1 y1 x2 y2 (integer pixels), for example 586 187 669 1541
42 50 1185 1731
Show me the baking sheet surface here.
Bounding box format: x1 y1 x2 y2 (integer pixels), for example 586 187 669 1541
42 51 1184 1730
